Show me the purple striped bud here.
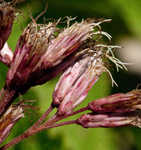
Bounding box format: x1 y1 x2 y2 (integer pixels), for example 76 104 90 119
6 22 57 91
53 49 106 115
77 112 141 128
36 20 101 69
0 105 24 144
88 90 141 113
0 2 15 50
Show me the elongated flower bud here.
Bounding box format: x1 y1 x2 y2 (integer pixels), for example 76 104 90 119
88 90 141 113
36 20 102 69
77 90 141 128
77 112 141 128
53 49 105 115
0 2 15 50
6 22 57 91
0 105 24 144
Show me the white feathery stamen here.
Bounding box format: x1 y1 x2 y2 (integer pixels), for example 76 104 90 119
104 67 118 87
95 44 128 72
91 19 112 29
93 31 112 41
66 16 77 27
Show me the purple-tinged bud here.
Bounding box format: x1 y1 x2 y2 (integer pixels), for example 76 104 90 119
0 2 15 50
77 113 140 128
36 19 104 69
77 90 141 128
88 90 141 113
6 22 57 91
53 49 106 115
0 105 24 144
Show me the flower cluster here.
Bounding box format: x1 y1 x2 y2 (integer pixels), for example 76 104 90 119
77 90 141 128
6 18 112 94
0 2 141 149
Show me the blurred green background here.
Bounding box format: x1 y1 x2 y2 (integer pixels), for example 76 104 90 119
1 0 141 150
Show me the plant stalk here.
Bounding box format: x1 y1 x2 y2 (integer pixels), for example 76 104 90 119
0 105 89 149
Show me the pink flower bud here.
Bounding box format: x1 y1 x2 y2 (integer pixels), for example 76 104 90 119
53 50 105 115
0 105 24 144
88 90 141 113
77 113 134 128
77 90 141 128
0 2 15 50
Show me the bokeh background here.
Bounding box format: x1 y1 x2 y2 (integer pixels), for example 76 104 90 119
1 0 141 150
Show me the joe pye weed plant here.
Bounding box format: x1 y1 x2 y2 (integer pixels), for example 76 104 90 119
0 0 141 150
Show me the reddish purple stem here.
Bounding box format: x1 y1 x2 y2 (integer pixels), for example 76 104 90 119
0 105 89 150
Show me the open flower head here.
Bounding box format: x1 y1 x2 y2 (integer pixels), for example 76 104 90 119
36 19 107 69
6 22 57 91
